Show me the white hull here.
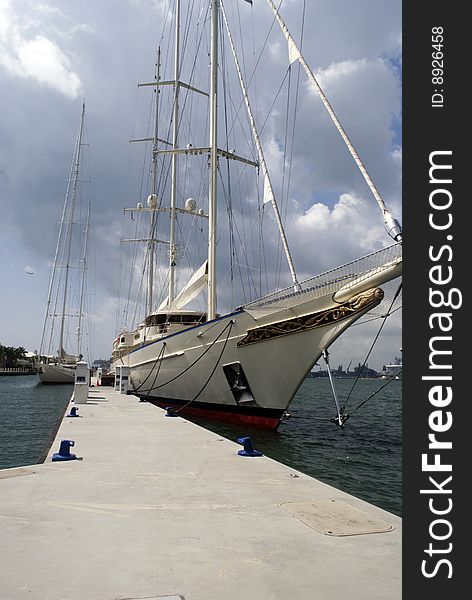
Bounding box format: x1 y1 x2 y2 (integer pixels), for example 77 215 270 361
125 291 385 428
114 244 401 428
37 362 75 384
383 365 402 380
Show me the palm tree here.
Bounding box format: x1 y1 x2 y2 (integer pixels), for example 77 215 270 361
0 344 27 368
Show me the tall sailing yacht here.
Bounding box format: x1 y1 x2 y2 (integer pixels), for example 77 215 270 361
112 0 402 429
38 103 91 384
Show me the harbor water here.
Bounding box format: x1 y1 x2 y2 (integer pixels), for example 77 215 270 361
0 376 72 469
0 375 401 516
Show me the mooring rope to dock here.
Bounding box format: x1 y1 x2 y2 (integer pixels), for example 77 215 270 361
144 319 235 394
133 341 167 394
171 319 235 415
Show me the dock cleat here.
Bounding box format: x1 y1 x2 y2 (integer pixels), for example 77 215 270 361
52 440 77 462
237 436 263 457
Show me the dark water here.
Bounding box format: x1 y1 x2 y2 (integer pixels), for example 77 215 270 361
0 376 401 517
0 376 72 469
189 378 402 517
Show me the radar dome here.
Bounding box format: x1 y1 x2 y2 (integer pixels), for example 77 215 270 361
136 202 144 210
185 197 197 212
147 194 158 208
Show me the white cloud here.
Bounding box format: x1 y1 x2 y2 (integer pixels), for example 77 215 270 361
292 192 385 259
0 0 81 97
16 35 81 97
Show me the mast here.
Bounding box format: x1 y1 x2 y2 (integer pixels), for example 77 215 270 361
168 0 180 306
59 101 85 358
221 1 299 291
39 135 77 357
207 0 219 320
76 201 91 357
147 49 161 317
265 0 402 242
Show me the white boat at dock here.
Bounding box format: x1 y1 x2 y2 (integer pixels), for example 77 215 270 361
112 0 402 429
37 103 92 385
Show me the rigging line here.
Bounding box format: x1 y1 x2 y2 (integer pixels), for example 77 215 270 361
277 51 303 289
287 415 340 422
235 0 248 89
146 319 234 392
143 343 168 399
351 303 402 327
265 0 402 243
342 281 403 413
281 0 306 217
282 0 305 249
180 0 194 62
258 68 290 136
154 4 208 204
250 0 258 120
216 169 254 303
224 0 286 137
216 60 258 162
130 241 149 327
39 125 78 356
275 64 292 290
171 319 235 415
222 0 299 291
223 94 258 165
220 26 236 304
349 371 403 416
259 201 270 296
217 187 265 294
217 168 261 301
123 208 141 327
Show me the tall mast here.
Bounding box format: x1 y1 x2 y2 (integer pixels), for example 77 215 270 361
221 1 299 291
168 0 180 306
76 201 91 357
207 0 219 320
265 0 402 242
147 49 161 317
59 101 85 358
39 133 77 357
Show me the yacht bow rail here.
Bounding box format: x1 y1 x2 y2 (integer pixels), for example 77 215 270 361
243 243 402 318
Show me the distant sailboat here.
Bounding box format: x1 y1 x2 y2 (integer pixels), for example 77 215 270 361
37 103 91 384
112 0 402 428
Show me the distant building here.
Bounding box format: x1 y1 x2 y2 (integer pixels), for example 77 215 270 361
92 358 111 371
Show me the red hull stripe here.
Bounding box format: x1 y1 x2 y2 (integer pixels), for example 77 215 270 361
144 398 282 430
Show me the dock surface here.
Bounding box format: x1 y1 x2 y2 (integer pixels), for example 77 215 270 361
0 385 401 599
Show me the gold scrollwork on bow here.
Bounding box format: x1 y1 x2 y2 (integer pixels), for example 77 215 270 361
237 288 384 347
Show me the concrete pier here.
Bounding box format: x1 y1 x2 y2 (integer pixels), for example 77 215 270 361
0 385 401 599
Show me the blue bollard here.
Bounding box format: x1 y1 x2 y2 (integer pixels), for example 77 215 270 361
67 406 79 417
52 440 77 462
237 436 262 457
165 406 179 417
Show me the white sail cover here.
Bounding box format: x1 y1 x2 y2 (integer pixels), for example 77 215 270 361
287 38 301 65
263 174 274 205
158 261 208 312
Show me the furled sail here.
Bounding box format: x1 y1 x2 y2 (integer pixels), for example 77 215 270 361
158 261 208 312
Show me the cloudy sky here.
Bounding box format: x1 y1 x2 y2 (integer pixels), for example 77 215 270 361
0 0 401 370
